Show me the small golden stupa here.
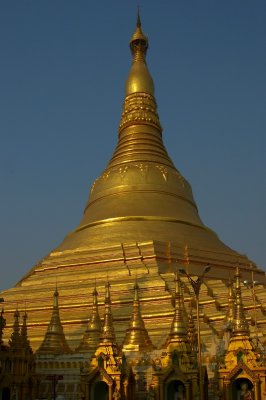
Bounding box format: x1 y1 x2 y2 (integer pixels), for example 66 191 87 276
1 15 266 399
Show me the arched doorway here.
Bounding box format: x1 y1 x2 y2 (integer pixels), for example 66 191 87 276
92 381 109 400
166 380 186 399
231 378 254 399
2 387 11 400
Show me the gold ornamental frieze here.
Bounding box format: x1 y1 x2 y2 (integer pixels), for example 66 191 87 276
119 92 161 131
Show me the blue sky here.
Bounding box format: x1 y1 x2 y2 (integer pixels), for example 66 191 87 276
0 1 265 291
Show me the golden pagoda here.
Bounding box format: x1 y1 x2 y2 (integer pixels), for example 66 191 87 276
37 287 72 355
122 281 154 352
0 309 36 400
217 267 266 399
76 285 102 353
1 13 266 400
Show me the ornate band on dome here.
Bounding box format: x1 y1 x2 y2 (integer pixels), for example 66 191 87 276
119 92 161 132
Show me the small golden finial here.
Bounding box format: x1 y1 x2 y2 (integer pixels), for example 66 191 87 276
101 281 116 343
232 266 249 337
224 278 235 333
53 284 59 308
0 308 6 344
76 285 102 353
9 309 21 348
21 311 31 350
169 272 187 340
187 301 197 351
130 13 148 60
137 7 141 27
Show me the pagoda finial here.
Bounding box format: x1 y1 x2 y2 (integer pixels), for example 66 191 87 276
224 278 235 332
123 13 155 98
101 281 116 343
37 287 71 355
76 285 102 353
168 272 187 342
53 285 59 307
232 266 249 337
187 302 197 351
123 281 154 351
137 7 141 28
0 308 6 345
21 311 31 350
9 309 21 348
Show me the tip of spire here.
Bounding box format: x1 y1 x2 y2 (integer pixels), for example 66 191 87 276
137 7 141 28
105 281 111 300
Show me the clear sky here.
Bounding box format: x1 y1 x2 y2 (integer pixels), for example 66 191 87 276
0 1 265 291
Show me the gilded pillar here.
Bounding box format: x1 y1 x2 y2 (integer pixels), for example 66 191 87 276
224 381 230 400
184 381 190 400
156 379 162 400
254 380 261 400
108 382 113 400
191 376 198 399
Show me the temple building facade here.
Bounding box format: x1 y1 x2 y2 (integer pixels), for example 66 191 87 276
1 15 266 400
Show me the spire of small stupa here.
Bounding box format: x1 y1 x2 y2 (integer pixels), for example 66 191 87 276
232 267 249 337
224 279 235 333
37 287 71 355
9 309 21 349
0 308 6 345
224 267 258 370
101 281 116 343
89 281 120 371
166 272 188 352
76 285 102 353
21 311 31 351
123 281 154 352
187 302 197 352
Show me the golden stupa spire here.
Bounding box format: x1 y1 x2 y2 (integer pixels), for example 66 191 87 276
224 267 258 370
0 308 6 345
21 311 31 350
9 309 21 349
187 302 197 352
161 273 193 371
89 281 120 371
123 281 154 351
33 11 251 284
224 279 235 332
101 281 116 343
167 272 188 347
37 287 72 355
124 11 154 97
232 267 249 337
76 285 102 353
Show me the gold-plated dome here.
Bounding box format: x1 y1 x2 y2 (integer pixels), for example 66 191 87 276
16 13 262 283
1 14 265 356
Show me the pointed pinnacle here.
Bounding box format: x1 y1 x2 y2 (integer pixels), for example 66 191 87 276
53 287 59 307
105 281 111 302
134 280 140 302
137 7 141 27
